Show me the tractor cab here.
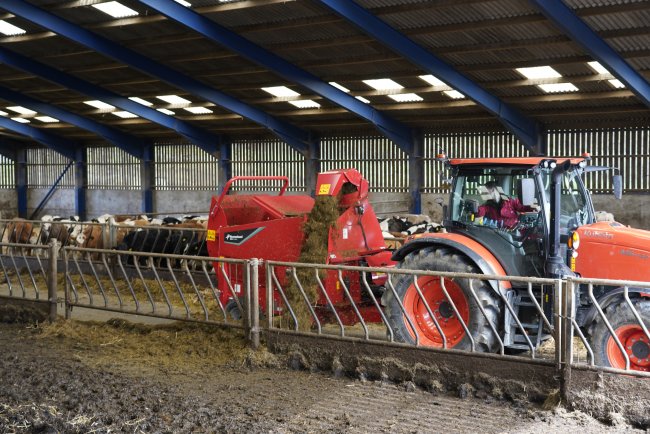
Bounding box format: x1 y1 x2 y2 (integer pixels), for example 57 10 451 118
443 157 594 278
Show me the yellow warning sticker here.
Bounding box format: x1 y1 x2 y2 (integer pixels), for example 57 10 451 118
207 229 216 241
318 183 331 195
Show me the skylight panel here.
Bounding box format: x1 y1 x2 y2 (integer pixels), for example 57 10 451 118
443 90 465 99
389 93 423 102
419 75 445 86
183 107 213 114
35 116 59 123
129 97 153 106
156 95 191 105
262 86 300 98
608 79 625 89
175 0 192 6
289 100 321 109
537 83 579 93
516 66 562 80
7 106 36 115
587 61 609 74
84 100 115 110
92 1 139 18
363 79 403 90
356 96 371 104
157 108 175 115
0 20 27 36
112 111 138 119
329 82 350 93
11 117 29 124
0 110 7 116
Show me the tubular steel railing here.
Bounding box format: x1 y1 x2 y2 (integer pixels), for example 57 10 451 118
1 242 649 382
264 260 560 363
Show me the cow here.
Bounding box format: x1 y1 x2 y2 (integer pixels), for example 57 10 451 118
2 218 39 255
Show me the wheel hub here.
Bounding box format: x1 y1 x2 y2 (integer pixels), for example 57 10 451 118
627 333 650 365
437 301 455 319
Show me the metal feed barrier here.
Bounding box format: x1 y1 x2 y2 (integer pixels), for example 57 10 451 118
1 242 648 383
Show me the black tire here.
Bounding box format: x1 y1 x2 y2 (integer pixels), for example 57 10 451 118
589 298 650 371
383 247 501 352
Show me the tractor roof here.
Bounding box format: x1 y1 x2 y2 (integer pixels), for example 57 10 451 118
448 157 586 167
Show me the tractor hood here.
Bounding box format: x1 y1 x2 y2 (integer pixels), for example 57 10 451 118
574 221 650 281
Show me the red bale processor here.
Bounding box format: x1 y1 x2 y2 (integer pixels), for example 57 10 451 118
206 169 394 324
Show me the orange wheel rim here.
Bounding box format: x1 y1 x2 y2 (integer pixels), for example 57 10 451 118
606 324 650 371
403 276 470 348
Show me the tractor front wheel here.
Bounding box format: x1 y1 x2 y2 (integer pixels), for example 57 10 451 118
590 299 650 372
383 248 501 352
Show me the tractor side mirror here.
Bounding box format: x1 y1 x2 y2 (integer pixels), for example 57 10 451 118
518 178 536 206
612 174 623 200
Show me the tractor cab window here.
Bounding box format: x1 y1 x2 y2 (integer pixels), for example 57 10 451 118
451 167 541 233
541 169 592 235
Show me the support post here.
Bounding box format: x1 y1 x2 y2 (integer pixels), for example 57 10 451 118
304 139 321 197
250 258 260 350
218 140 232 193
48 239 60 322
560 279 573 403
74 147 87 221
409 131 424 214
63 247 71 319
141 145 154 215
15 148 27 218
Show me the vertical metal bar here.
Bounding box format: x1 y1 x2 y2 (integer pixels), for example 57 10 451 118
64 247 71 319
560 279 572 402
250 259 260 350
554 278 563 370
47 240 60 322
266 263 273 330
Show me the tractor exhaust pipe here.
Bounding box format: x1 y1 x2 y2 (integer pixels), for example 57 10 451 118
547 160 575 279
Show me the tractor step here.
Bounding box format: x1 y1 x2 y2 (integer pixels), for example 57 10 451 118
504 290 547 350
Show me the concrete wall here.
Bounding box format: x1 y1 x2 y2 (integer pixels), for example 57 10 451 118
27 188 75 219
369 192 410 217
0 189 17 219
591 194 650 230
154 190 214 215
10 187 650 229
87 190 142 217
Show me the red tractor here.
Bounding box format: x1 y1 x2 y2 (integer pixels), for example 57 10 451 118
384 155 650 371
206 169 394 324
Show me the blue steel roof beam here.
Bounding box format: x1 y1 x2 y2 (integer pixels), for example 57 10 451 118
0 84 146 159
320 0 546 155
138 0 414 153
529 0 650 109
0 117 77 160
0 0 312 154
0 46 221 156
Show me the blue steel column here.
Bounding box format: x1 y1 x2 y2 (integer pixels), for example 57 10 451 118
74 147 87 220
409 131 424 214
15 148 27 218
218 140 232 193
142 146 154 215
304 139 321 197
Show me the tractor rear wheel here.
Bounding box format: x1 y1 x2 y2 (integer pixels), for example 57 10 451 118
383 248 501 352
590 298 650 372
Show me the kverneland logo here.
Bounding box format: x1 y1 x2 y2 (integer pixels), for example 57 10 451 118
223 227 264 245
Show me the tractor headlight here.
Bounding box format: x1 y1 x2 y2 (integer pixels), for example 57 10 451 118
568 231 580 249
